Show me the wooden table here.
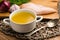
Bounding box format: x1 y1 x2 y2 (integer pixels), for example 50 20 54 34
31 0 59 19
0 0 60 40
0 0 59 19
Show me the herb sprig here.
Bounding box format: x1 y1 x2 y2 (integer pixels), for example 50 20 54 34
0 0 2 3
10 0 30 5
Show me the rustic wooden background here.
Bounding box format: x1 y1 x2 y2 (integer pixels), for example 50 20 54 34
0 0 59 40
0 0 59 19
31 0 59 19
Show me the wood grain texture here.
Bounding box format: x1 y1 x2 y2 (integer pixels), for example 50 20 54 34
0 0 60 40
31 0 59 19
0 0 59 19
0 32 18 40
0 12 9 17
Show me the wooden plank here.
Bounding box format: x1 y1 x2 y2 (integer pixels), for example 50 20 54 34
0 12 9 17
0 0 59 19
31 0 59 19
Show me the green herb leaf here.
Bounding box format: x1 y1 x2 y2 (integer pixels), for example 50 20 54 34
10 0 30 5
0 0 2 3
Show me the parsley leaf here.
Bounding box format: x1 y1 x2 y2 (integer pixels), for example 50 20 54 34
10 0 30 5
0 0 2 3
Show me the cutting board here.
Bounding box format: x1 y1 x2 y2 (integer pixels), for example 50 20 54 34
31 0 59 19
0 0 59 19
